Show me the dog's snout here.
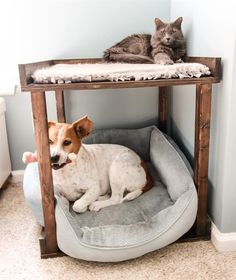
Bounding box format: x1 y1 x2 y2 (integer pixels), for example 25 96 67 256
51 155 60 163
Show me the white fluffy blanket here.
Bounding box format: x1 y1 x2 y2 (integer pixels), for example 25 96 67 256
32 63 211 84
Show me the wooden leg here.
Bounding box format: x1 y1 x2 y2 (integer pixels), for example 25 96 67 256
159 86 169 133
31 91 58 257
194 84 212 236
55 89 66 123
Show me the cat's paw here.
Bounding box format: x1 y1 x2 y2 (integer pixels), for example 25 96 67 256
156 59 174 65
175 59 184 63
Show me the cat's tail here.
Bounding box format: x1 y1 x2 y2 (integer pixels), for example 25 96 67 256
103 50 154 64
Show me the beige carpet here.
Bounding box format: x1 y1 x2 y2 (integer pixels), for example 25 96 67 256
0 181 236 280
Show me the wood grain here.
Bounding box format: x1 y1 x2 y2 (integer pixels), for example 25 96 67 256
31 91 58 255
18 56 221 92
21 56 221 257
21 76 219 92
55 90 66 123
194 84 212 236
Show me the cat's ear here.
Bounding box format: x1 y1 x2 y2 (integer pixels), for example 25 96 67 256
172 17 183 29
155 18 165 29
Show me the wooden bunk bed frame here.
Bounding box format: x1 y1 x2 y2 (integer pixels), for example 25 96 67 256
19 57 221 258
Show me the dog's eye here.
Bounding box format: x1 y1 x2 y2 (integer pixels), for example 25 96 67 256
49 139 53 145
63 140 72 146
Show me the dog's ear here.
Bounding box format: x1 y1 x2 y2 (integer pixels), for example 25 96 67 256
48 121 56 128
72 116 94 138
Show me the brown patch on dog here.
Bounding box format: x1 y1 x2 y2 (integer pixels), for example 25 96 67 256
48 122 82 154
141 160 153 193
72 116 94 139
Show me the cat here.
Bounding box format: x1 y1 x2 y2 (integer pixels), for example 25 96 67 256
103 17 186 65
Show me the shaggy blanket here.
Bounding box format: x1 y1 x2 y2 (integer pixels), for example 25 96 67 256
32 62 211 84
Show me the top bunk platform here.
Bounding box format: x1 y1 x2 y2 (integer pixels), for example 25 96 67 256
18 57 221 92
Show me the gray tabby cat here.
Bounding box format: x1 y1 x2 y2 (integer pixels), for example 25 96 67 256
103 17 186 65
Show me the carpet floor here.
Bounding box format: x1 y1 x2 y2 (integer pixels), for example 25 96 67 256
0 181 236 280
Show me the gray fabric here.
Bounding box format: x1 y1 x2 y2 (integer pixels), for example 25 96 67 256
56 188 194 248
150 129 194 201
23 126 197 258
23 162 44 226
56 190 197 262
164 134 193 176
84 126 153 161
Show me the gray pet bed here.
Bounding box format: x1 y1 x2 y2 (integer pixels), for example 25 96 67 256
23 126 197 262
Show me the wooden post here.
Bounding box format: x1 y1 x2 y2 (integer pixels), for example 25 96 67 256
194 83 212 236
55 89 66 123
159 86 169 133
31 91 58 257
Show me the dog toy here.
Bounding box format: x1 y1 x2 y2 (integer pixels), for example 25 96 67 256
68 153 77 161
22 151 76 164
22 152 38 164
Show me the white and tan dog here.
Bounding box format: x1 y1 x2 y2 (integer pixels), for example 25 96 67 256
23 116 153 213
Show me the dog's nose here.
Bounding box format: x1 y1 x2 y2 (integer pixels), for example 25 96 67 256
51 155 60 163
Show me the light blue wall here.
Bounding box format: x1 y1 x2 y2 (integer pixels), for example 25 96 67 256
4 0 171 170
170 0 236 233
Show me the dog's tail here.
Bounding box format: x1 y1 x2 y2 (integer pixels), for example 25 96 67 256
103 50 154 64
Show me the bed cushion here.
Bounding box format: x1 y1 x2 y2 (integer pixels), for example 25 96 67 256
32 62 211 84
23 126 197 262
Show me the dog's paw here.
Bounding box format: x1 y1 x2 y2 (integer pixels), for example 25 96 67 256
97 194 110 201
89 201 102 212
72 202 87 213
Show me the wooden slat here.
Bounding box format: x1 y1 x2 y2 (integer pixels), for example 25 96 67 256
53 58 102 64
31 91 58 255
55 90 66 123
18 56 221 92
18 60 53 87
186 57 221 79
39 228 64 258
194 84 212 236
21 76 219 92
159 86 169 133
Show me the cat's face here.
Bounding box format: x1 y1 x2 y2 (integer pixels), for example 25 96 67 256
151 17 184 47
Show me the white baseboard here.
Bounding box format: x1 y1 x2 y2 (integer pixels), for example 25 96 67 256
10 170 25 183
211 222 236 252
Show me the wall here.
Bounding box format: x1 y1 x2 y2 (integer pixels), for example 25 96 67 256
2 0 170 170
170 0 236 232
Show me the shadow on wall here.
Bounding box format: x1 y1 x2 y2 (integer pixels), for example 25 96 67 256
170 118 194 167
64 89 159 129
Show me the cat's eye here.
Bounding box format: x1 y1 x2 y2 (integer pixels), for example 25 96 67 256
63 140 72 146
49 139 53 145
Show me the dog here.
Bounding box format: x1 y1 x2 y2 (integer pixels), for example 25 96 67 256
23 116 153 213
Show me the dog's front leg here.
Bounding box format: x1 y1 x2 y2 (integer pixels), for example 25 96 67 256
72 188 100 213
89 192 123 212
